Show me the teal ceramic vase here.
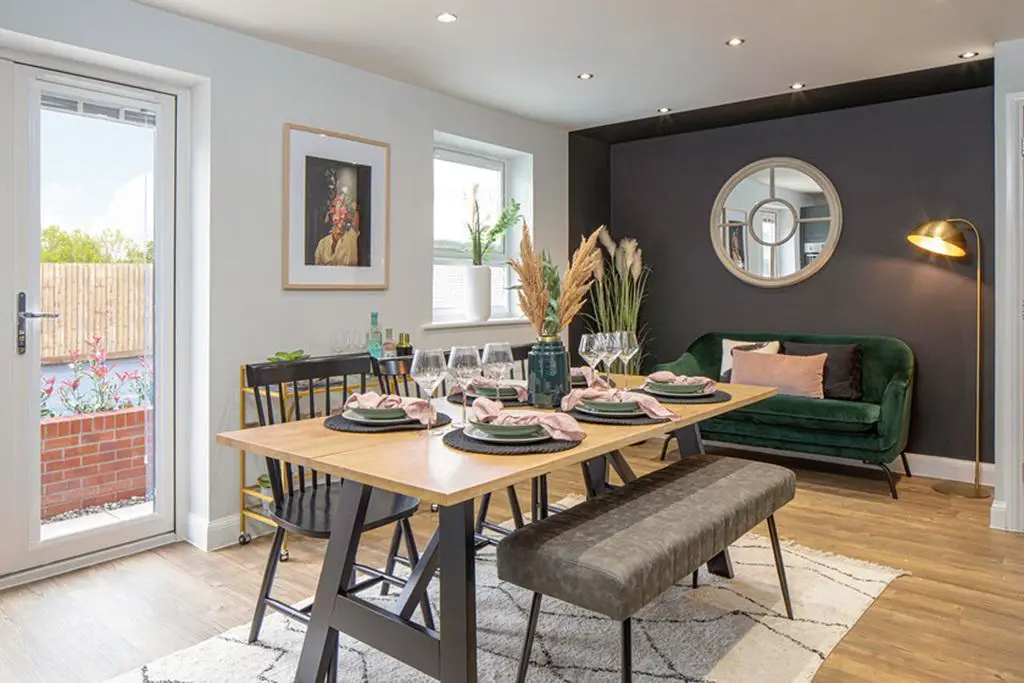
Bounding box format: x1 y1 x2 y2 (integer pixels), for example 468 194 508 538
528 337 571 408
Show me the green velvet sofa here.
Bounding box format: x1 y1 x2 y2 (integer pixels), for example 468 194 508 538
655 332 915 498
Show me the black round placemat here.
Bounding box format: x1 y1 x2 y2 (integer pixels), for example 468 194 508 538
442 428 579 455
565 408 669 426
630 389 733 405
446 393 530 407
323 412 452 433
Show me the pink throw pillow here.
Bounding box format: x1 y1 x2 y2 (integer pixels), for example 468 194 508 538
731 350 827 398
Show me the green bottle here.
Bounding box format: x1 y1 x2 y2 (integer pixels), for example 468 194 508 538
368 312 383 359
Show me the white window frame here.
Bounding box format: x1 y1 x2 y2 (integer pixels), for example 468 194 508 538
432 146 517 321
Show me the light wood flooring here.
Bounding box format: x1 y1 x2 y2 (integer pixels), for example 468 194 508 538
0 443 1022 683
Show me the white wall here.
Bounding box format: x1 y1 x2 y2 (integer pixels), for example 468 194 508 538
993 38 1024 532
0 0 569 547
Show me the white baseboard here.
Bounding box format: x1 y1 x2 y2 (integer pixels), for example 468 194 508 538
696 439 995 485
990 500 1008 530
186 512 248 551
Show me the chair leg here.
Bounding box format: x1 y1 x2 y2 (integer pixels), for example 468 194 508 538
659 436 671 461
901 452 912 477
507 486 525 529
766 515 794 619
475 492 492 534
248 526 286 643
515 593 543 683
325 630 339 683
379 523 403 596
621 618 633 683
401 518 435 631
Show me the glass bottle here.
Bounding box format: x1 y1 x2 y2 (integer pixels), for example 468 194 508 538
382 328 397 358
396 332 413 357
368 312 383 359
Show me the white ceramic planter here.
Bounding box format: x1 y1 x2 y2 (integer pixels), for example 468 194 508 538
464 265 492 322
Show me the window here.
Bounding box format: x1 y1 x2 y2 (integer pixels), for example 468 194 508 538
432 147 516 321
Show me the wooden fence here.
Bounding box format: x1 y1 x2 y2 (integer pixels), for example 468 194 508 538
39 263 151 364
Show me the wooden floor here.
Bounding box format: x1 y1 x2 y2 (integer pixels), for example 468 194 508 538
1 443 1022 683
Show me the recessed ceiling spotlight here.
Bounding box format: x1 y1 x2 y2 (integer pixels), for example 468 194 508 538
789 82 806 90
436 12 458 23
577 72 594 80
959 50 979 59
726 37 745 47
657 107 671 113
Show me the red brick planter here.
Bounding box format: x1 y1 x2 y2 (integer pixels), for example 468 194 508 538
40 406 153 519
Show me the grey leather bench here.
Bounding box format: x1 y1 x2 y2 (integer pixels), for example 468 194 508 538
496 454 797 683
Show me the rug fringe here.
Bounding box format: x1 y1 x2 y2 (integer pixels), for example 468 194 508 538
747 533 910 579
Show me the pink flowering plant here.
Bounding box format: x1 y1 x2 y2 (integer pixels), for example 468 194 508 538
45 337 155 416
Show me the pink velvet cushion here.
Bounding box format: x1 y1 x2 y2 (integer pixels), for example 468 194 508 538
731 350 827 398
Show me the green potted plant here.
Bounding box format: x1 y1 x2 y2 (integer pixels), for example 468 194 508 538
464 184 521 322
256 473 273 513
266 349 309 363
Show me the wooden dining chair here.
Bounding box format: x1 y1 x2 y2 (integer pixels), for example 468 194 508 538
245 355 433 647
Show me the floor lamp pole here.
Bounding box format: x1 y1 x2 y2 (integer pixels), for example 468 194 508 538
933 219 991 499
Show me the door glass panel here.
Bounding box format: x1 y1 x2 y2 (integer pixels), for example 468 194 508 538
37 91 158 539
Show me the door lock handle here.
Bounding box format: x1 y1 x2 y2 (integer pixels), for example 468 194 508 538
18 311 60 319
16 292 59 355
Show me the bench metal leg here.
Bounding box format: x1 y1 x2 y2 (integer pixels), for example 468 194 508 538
621 618 632 683
515 593 543 683
692 570 698 588
901 452 912 477
766 515 794 619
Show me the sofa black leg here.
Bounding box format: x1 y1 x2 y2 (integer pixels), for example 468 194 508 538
621 618 632 682
900 452 912 478
766 515 794 619
516 593 543 683
870 462 899 499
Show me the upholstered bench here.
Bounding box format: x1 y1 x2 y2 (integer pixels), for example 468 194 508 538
496 455 797 683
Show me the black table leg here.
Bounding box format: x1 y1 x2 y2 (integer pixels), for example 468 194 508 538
294 481 371 683
439 501 477 683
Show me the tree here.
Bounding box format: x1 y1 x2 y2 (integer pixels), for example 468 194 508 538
40 225 153 264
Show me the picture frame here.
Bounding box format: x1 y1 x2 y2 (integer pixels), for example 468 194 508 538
282 123 390 290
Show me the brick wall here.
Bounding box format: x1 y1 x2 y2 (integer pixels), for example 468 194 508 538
40 407 152 519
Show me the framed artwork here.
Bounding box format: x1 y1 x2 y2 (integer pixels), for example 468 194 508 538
723 208 747 271
283 123 390 290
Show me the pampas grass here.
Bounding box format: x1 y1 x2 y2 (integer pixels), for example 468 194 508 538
509 224 601 337
588 226 650 372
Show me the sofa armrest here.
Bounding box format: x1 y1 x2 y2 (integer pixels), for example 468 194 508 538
654 352 706 378
878 378 912 449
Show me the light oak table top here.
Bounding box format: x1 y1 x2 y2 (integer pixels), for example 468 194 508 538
216 378 775 506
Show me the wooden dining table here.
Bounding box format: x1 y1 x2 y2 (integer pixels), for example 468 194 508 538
215 377 776 683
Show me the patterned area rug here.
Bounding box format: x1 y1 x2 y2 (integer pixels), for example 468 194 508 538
108 531 904 683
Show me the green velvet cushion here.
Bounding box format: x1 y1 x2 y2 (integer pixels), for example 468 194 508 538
727 395 880 433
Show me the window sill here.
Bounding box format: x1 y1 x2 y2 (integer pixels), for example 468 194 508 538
422 317 532 332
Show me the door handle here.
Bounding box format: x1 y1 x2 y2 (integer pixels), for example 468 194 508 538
16 292 59 355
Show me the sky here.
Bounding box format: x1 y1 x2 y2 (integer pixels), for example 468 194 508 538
40 109 154 247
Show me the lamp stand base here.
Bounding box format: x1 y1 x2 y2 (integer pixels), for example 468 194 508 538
932 480 992 499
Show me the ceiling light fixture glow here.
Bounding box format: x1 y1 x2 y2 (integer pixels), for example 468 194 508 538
577 72 594 80
726 37 745 47
789 82 806 90
436 12 458 23
657 107 671 113
959 51 979 59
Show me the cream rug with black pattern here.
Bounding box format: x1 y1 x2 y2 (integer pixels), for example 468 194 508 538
108 530 904 683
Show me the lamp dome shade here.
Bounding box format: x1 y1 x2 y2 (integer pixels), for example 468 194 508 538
907 220 969 257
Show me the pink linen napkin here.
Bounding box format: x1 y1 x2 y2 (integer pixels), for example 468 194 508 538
449 377 529 402
571 366 611 389
560 387 675 419
471 397 586 442
645 371 717 393
342 391 436 425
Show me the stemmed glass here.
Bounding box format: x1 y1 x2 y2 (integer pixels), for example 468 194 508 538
448 346 482 427
578 334 603 379
598 332 621 380
409 349 448 435
617 331 639 389
482 342 514 381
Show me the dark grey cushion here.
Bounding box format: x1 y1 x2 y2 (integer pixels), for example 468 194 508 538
783 341 863 401
496 456 796 621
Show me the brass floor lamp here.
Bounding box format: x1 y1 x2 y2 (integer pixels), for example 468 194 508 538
906 218 991 499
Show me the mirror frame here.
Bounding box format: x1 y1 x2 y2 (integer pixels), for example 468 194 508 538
709 156 843 288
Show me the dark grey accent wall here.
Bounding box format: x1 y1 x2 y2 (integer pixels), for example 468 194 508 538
606 87 994 463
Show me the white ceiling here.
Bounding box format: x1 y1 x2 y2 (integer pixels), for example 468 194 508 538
134 0 1024 129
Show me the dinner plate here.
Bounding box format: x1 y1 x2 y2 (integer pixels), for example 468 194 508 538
644 385 715 399
645 381 708 395
463 424 552 444
574 404 646 418
580 399 640 413
468 420 546 438
471 386 522 400
341 409 417 426
347 406 409 420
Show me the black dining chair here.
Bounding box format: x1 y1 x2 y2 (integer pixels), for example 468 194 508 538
245 354 433 647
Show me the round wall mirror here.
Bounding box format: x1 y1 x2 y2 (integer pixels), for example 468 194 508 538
709 157 842 287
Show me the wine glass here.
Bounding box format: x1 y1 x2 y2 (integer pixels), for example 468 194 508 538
598 332 621 380
448 346 482 426
617 331 639 389
482 342 514 381
578 334 602 376
409 349 448 435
